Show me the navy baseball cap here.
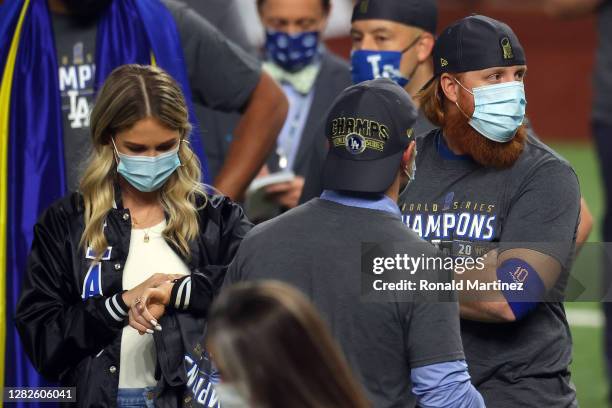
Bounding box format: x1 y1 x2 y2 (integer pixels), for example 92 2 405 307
433 15 526 77
322 78 417 194
352 0 438 35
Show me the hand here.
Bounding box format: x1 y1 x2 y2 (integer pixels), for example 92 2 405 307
122 273 183 308
129 281 175 335
264 176 305 209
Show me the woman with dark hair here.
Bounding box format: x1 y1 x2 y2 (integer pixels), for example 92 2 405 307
206 280 371 408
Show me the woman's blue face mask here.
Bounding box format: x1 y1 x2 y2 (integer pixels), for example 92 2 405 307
112 138 181 192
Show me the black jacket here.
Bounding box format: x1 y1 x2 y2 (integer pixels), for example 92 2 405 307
15 190 252 407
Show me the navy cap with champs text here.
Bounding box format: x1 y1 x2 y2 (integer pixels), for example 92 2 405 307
433 15 526 78
322 78 417 194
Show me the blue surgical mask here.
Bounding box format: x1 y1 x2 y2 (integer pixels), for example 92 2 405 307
265 29 320 73
455 79 527 143
112 138 181 192
351 37 420 86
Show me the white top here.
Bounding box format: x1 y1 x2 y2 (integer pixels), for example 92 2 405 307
118 220 191 389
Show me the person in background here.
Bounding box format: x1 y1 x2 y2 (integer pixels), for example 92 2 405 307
403 15 579 406
221 79 485 407
179 0 262 184
15 65 252 407
252 0 352 212
298 0 438 203
1 0 283 391
206 280 371 408
47 0 287 200
299 0 593 250
544 0 612 402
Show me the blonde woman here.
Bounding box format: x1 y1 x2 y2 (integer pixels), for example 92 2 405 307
15 64 252 408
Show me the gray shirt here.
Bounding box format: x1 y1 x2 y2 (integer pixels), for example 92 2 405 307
180 0 255 55
225 198 465 408
594 0 612 124
51 0 261 190
400 129 580 407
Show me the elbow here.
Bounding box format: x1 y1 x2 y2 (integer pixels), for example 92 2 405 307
495 303 517 322
482 302 517 323
14 322 60 382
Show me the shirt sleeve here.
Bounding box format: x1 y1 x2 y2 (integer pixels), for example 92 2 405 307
169 197 253 314
162 0 262 112
498 160 581 267
404 300 465 368
15 206 129 381
411 360 485 408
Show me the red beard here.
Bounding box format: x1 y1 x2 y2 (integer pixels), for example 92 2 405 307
442 106 527 169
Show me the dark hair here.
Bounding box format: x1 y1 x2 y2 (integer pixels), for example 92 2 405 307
207 280 370 408
256 0 331 11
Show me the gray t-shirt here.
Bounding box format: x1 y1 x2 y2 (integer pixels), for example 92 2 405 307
180 0 255 55
51 0 261 190
594 0 612 124
400 129 580 407
225 198 465 408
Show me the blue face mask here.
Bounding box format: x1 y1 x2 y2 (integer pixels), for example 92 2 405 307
265 29 320 73
350 37 420 86
455 79 527 143
112 139 181 192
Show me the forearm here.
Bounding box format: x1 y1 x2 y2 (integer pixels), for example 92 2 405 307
214 72 288 200
455 254 515 322
575 197 593 253
460 301 515 323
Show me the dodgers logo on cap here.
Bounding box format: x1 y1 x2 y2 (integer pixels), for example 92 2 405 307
346 133 366 155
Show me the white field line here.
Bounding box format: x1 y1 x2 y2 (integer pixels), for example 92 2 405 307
567 308 604 328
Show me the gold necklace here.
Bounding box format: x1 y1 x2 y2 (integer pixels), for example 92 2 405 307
131 212 154 243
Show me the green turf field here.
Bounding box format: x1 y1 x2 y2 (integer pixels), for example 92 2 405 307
553 142 606 408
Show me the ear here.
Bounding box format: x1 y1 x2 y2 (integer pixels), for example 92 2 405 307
401 140 416 169
416 32 435 63
440 73 460 104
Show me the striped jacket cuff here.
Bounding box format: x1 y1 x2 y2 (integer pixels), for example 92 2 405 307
104 292 129 323
169 276 192 311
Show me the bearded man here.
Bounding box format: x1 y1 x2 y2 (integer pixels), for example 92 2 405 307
400 15 580 407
